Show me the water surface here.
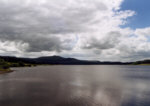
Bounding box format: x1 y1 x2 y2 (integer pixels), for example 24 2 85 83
0 65 150 106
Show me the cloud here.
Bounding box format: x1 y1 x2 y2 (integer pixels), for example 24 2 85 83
0 0 150 61
82 31 121 50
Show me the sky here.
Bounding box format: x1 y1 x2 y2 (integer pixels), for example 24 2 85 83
121 0 150 29
0 0 150 62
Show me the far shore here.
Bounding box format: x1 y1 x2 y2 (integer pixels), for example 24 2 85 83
139 64 150 65
0 64 150 75
0 69 13 74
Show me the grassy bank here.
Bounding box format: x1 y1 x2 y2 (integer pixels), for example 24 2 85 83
0 68 13 74
0 58 36 75
132 62 150 65
138 64 150 65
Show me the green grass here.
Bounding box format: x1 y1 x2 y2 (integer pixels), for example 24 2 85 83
0 68 9 71
139 64 150 65
0 68 13 74
0 58 36 74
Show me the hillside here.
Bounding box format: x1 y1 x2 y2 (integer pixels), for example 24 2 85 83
132 60 150 65
0 56 129 65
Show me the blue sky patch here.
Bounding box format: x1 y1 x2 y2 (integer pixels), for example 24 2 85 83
121 0 150 29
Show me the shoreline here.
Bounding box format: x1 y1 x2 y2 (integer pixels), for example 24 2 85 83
0 64 150 75
0 69 13 74
139 64 150 65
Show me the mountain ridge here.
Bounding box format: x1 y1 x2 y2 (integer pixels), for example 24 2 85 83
0 55 131 65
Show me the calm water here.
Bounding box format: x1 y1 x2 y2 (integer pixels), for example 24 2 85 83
0 65 150 106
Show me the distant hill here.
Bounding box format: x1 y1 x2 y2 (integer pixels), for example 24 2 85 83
132 60 150 65
0 56 130 65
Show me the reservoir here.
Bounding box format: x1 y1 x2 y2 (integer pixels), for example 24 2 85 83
0 65 150 106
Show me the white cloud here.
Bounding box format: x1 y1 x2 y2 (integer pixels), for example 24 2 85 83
0 0 150 61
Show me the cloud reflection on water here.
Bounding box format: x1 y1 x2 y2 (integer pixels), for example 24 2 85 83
0 65 150 106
